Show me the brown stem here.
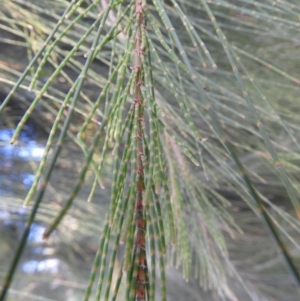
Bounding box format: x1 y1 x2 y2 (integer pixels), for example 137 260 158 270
133 0 147 300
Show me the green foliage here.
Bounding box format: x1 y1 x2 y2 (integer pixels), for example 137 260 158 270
0 0 300 300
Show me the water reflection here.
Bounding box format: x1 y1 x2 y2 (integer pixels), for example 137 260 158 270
0 128 44 159
27 224 46 242
0 127 44 195
22 259 60 274
0 126 94 300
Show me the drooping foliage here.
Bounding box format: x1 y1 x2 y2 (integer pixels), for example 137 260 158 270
0 0 300 300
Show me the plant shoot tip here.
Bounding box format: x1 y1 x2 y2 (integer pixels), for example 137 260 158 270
42 233 49 240
199 137 208 142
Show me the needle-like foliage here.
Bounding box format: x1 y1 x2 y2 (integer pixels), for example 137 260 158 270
0 0 300 300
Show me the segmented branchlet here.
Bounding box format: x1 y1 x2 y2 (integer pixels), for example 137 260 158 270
130 0 148 300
